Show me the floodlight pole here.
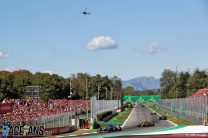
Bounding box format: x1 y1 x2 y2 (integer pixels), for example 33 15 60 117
110 86 113 100
69 76 73 98
98 84 101 100
86 78 89 121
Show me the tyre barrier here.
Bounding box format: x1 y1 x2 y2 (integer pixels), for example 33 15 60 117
103 113 118 122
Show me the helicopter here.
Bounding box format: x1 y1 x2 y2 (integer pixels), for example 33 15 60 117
81 8 91 15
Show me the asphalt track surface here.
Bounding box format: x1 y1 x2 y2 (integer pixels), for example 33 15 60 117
70 103 175 138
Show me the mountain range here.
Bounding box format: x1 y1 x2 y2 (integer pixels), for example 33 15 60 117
122 76 160 91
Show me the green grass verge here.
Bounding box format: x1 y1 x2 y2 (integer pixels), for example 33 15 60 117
109 108 133 122
97 107 133 128
149 105 197 126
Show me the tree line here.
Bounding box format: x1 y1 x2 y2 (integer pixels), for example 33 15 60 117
160 69 208 99
124 68 208 99
0 70 122 101
1 68 207 101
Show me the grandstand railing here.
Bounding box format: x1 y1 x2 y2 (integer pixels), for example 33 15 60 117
32 111 76 128
33 109 89 128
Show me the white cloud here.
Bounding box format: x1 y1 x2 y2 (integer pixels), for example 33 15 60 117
148 42 160 54
132 42 167 55
86 36 117 51
42 71 55 75
0 52 9 59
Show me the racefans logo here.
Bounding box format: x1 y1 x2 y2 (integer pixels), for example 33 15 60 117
2 125 51 137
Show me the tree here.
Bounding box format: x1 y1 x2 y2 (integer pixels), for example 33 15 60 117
122 86 137 96
33 72 68 101
12 70 33 98
139 89 159 96
0 70 123 101
0 71 15 99
160 69 176 99
110 76 122 99
176 72 190 98
186 69 208 96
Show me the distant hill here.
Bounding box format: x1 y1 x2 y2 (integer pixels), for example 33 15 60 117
122 76 160 91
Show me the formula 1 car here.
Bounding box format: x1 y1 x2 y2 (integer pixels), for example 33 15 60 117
97 125 122 133
150 112 157 115
159 115 167 120
137 121 154 127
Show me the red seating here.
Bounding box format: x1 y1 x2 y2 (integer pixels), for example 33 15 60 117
0 98 90 125
190 88 208 98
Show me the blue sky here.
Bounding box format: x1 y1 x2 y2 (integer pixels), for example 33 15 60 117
0 0 208 80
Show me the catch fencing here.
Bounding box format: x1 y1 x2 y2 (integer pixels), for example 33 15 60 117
155 96 208 124
32 111 76 128
90 96 121 120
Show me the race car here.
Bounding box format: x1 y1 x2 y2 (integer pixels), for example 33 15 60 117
97 125 122 133
141 104 145 107
150 112 157 115
137 121 154 127
159 115 167 120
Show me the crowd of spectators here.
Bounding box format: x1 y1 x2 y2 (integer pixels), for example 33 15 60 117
190 88 208 98
0 98 90 126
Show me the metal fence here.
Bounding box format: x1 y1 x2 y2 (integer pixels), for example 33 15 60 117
31 111 76 128
155 96 208 124
90 96 121 121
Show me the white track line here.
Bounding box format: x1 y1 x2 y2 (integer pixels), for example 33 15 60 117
121 106 136 128
59 131 98 137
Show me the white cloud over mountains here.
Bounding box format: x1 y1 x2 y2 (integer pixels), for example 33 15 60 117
86 36 117 51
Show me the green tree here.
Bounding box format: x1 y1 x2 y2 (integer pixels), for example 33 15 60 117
139 89 159 96
12 70 33 98
33 72 67 101
160 69 176 99
186 69 208 96
176 72 190 98
0 71 15 99
122 86 137 96
110 76 122 100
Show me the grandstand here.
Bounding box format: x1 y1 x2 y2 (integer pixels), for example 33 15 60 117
0 98 90 126
190 88 208 98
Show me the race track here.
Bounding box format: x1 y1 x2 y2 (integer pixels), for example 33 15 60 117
67 103 175 138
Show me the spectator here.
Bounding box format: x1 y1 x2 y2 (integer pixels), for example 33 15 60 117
1 98 90 126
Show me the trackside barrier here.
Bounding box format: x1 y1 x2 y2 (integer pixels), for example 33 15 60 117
90 96 121 122
144 96 208 125
45 126 73 135
32 111 76 128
